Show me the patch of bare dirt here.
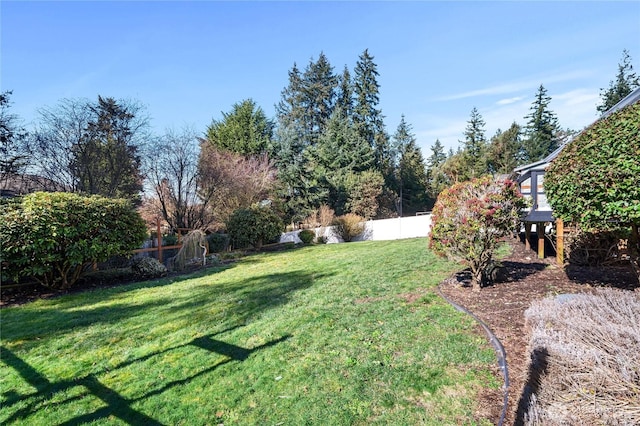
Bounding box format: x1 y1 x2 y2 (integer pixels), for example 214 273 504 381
439 237 639 425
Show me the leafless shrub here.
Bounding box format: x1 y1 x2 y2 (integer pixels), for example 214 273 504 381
332 213 365 242
318 204 334 227
198 143 278 225
522 288 640 425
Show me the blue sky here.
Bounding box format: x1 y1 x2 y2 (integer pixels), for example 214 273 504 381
2 1 639 154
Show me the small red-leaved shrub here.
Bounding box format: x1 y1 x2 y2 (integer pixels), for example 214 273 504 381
429 175 526 290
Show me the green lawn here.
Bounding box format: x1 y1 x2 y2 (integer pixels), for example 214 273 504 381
0 238 498 425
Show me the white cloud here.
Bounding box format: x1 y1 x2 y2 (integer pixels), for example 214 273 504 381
552 88 600 130
435 70 594 102
496 96 525 106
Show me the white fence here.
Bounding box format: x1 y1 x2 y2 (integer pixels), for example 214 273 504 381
280 214 432 244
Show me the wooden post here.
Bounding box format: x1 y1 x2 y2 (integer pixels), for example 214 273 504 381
524 223 531 251
538 222 545 259
156 218 163 264
556 218 564 266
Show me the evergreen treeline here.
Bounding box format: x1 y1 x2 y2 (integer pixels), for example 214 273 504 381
3 49 638 228
270 50 430 222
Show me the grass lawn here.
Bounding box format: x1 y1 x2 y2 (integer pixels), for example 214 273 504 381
1 238 498 425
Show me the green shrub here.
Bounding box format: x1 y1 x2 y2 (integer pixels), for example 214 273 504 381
332 213 365 242
429 176 526 291
298 229 315 244
226 205 284 250
131 256 167 279
0 192 146 289
162 234 179 247
545 101 640 278
545 102 640 231
207 233 230 253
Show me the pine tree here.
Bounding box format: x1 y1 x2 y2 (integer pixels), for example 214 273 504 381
486 122 522 173
522 85 560 163
461 107 488 178
272 124 325 223
336 65 354 119
276 63 305 133
426 139 449 201
392 116 429 215
206 99 273 156
597 49 640 114
306 107 374 214
71 96 146 202
273 55 338 221
353 49 388 168
427 139 447 170
301 52 338 144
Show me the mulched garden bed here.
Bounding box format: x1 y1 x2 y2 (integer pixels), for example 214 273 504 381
439 237 639 425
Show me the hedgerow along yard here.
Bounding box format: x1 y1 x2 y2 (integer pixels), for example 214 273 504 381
0 238 499 425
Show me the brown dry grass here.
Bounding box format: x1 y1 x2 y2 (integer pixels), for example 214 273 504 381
522 288 640 425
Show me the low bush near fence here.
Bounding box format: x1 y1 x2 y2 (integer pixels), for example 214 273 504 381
207 232 229 253
131 257 168 279
522 288 640 425
227 205 284 250
332 213 365 242
0 192 146 289
298 229 315 244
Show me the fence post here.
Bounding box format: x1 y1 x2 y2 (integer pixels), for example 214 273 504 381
537 222 545 259
556 218 564 266
156 218 163 264
524 223 531 251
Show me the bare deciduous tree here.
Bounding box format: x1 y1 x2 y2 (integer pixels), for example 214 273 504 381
198 142 278 225
145 128 214 231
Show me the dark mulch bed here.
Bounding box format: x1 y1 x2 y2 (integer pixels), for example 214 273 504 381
439 237 640 425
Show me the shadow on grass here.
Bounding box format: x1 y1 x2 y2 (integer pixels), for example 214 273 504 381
139 269 332 332
2 269 327 342
1 268 322 424
1 331 291 425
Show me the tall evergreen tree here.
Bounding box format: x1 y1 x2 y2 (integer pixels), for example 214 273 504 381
522 85 560 163
461 107 488 178
306 107 374 214
353 49 389 170
70 96 147 202
206 99 274 156
393 116 429 215
273 55 338 221
276 63 305 132
336 66 354 119
427 139 447 169
486 122 522 173
272 124 322 223
301 52 338 144
597 49 640 114
426 139 449 201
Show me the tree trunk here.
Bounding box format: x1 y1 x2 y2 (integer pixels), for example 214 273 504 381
470 264 483 292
